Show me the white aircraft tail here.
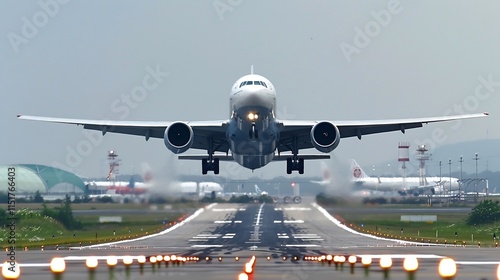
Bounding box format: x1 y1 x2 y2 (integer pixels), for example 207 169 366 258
255 184 262 194
141 163 153 183
350 159 369 180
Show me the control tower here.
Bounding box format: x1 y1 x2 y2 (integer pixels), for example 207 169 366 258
107 150 121 186
415 145 431 187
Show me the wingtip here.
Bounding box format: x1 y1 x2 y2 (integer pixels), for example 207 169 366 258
483 112 489 116
17 114 21 118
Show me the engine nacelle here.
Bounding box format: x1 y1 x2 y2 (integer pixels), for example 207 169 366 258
164 122 194 154
310 121 340 153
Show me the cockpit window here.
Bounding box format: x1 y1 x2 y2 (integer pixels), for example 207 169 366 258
239 80 268 88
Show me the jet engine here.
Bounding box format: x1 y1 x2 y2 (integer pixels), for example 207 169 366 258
310 121 340 153
164 122 194 154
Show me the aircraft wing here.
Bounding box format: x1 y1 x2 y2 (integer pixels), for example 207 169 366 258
276 112 488 153
17 115 230 153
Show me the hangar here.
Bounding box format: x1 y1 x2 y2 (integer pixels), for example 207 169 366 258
0 164 86 194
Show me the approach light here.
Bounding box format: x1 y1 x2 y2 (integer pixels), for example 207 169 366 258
123 256 133 266
244 263 253 274
338 256 346 263
379 256 392 269
149 256 157 264
348 255 357 265
438 258 457 279
156 255 163 262
2 261 20 279
137 256 146 264
238 273 249 280
50 257 66 274
86 257 98 269
106 256 118 267
361 256 372 266
403 256 419 272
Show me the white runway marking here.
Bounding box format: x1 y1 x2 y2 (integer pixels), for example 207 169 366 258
283 220 304 223
212 208 243 212
190 245 224 248
249 203 264 242
73 203 216 249
312 203 438 246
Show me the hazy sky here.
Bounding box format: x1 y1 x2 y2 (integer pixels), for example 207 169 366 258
1 1 499 180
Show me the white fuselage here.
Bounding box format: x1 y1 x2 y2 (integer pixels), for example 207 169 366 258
354 177 460 192
227 74 278 170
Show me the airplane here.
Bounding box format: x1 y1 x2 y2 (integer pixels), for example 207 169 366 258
349 159 460 195
18 68 488 175
87 163 223 197
254 184 268 196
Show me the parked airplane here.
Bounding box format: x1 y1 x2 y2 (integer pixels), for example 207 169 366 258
254 184 268 196
18 68 488 174
349 160 460 195
87 163 223 197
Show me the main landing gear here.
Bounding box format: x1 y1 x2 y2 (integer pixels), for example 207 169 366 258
285 138 304 174
286 156 304 174
202 158 219 175
202 138 220 175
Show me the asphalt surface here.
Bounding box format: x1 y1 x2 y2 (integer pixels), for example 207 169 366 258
3 201 500 280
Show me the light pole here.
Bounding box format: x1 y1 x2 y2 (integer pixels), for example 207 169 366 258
439 161 442 182
474 153 479 198
448 159 452 194
459 155 463 196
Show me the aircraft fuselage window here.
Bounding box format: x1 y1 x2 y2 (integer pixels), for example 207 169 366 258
261 81 267 88
246 81 253 85
254 81 261 85
240 82 245 88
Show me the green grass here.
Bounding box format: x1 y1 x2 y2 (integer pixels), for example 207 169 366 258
334 209 500 247
1 205 191 248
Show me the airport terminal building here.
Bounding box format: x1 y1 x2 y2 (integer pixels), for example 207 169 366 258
0 164 86 194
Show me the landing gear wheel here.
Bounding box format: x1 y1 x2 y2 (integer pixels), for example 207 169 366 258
213 158 220 174
286 157 305 174
202 159 208 175
286 158 293 174
298 158 304 174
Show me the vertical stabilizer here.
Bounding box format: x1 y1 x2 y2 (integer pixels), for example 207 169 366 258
350 159 369 180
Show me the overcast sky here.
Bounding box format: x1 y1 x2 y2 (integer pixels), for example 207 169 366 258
1 1 499 180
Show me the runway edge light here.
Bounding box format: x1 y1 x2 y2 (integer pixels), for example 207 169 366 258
50 257 66 274
2 261 20 280
438 258 457 279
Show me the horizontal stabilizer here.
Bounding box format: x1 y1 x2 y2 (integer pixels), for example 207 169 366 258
272 154 331 161
178 155 234 161
179 154 330 161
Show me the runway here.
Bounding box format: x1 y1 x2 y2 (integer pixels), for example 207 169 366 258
4 201 500 280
